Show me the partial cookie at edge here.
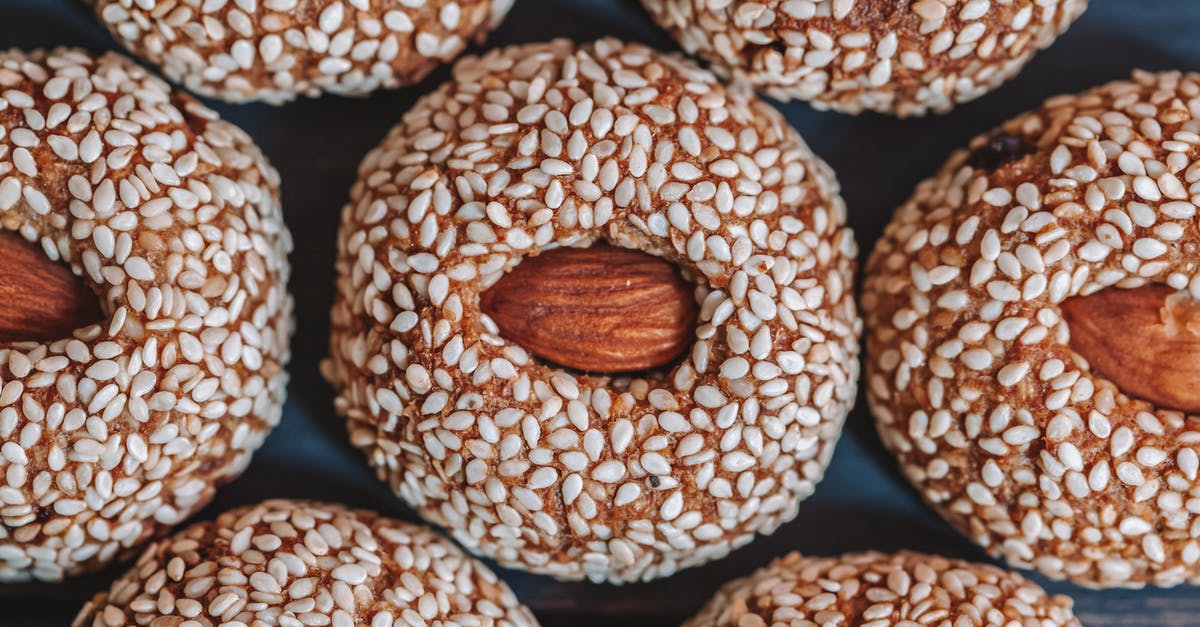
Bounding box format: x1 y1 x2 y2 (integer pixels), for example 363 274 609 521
74 499 538 627
92 0 516 104
641 0 1088 116
684 551 1080 626
864 70 1200 588
0 47 293 581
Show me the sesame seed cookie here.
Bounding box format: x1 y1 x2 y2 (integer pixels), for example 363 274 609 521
73 499 539 627
0 48 293 581
324 38 860 583
864 70 1200 588
640 0 1089 116
684 551 1080 626
90 0 516 104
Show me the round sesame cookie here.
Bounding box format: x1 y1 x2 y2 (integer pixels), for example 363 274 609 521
0 48 292 581
640 0 1089 116
864 70 1200 588
324 38 860 583
73 500 539 627
684 551 1080 626
90 0 515 104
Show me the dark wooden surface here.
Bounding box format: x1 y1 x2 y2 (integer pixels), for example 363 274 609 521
4 0 1200 624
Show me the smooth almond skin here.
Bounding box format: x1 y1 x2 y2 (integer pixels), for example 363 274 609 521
1062 284 1200 413
479 244 698 373
0 230 103 343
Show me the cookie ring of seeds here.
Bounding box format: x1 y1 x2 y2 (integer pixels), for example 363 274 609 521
0 48 293 582
90 0 516 104
864 71 1200 588
73 499 539 627
683 550 1080 626
325 38 860 583
639 0 1089 117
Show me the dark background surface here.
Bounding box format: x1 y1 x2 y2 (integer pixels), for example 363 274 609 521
4 0 1200 624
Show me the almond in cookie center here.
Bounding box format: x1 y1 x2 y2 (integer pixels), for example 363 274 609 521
1061 283 1200 413
479 243 698 373
0 229 102 344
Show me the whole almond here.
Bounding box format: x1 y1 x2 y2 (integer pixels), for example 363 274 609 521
1062 284 1200 412
479 244 697 373
0 230 102 343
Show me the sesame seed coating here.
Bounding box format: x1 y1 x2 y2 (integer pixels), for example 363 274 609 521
324 38 860 583
73 499 538 627
864 70 1200 588
683 551 1080 626
0 48 293 581
91 0 515 104
640 0 1088 117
